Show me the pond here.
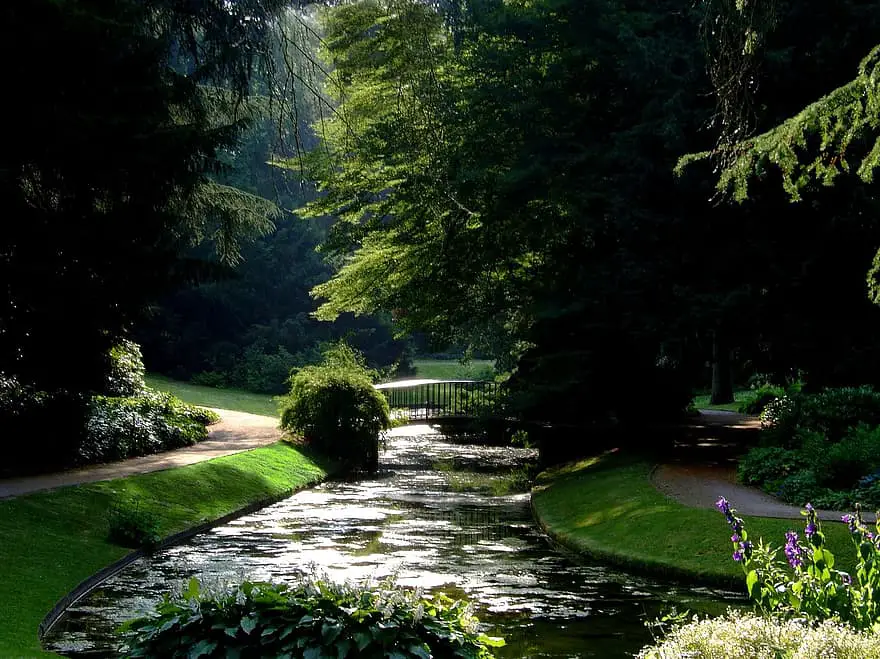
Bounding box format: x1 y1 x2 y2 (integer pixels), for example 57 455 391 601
45 425 740 657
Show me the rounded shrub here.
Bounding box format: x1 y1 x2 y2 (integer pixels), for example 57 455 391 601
280 343 390 471
123 576 505 658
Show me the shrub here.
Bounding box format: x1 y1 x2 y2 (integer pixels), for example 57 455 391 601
738 383 786 415
80 390 219 464
105 339 147 397
716 499 880 631
737 447 808 488
638 610 880 659
280 343 389 471
762 386 880 448
122 576 504 658
108 499 160 548
806 424 880 490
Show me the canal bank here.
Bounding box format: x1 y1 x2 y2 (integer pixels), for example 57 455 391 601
530 452 859 590
46 426 740 658
0 438 329 658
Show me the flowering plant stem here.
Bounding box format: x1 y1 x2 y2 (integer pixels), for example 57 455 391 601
716 497 880 631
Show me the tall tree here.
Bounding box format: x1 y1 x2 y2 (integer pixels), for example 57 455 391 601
0 0 286 394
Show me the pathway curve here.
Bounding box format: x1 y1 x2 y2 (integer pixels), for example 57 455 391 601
0 409 282 500
653 410 876 523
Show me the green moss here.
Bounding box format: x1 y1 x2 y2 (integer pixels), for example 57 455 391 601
0 442 327 657
532 454 856 589
145 374 279 417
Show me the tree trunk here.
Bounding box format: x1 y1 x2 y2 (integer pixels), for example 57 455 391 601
710 330 734 405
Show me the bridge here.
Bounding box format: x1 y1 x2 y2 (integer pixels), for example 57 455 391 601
374 379 500 423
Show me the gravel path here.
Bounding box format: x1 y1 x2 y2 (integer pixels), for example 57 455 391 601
654 410 876 523
0 409 282 499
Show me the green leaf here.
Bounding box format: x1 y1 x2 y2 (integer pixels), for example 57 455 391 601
746 570 759 597
240 616 258 635
408 644 431 658
355 631 373 650
188 639 217 659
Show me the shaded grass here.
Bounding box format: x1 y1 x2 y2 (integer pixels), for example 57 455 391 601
691 390 751 412
145 374 279 417
411 359 495 380
532 453 856 589
0 442 327 657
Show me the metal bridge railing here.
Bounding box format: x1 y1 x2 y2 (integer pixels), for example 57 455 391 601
374 379 499 422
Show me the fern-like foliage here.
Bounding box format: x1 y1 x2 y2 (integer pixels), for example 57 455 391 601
678 45 880 202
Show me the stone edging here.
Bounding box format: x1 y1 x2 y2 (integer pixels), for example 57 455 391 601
38 478 326 643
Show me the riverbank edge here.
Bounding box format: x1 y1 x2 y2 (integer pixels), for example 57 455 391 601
530 456 745 592
38 459 332 642
530 500 743 592
0 441 331 658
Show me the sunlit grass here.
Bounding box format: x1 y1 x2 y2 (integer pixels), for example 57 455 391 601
145 374 279 417
532 453 855 587
691 390 752 412
0 442 327 656
411 359 495 380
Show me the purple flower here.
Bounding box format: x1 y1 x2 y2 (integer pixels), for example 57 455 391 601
731 534 741 543
784 531 804 569
716 497 729 514
842 514 858 534
841 573 852 586
805 503 814 512
732 549 744 561
805 522 817 538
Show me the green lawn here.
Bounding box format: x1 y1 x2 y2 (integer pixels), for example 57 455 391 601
691 390 751 412
532 453 856 588
145 374 279 417
411 358 495 380
0 442 328 657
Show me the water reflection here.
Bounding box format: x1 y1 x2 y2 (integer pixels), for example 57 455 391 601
46 425 740 657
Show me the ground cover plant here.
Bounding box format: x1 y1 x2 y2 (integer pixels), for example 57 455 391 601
638 610 880 659
123 576 504 658
0 442 328 657
738 387 880 509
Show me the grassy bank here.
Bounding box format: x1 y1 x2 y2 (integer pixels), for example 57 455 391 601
691 390 751 412
145 374 279 417
411 358 494 380
0 442 328 657
532 454 856 588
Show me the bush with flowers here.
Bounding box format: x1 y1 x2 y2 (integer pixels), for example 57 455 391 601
716 497 880 631
122 575 504 658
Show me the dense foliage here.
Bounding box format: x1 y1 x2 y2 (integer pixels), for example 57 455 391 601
123 577 504 658
638 610 880 659
280 343 390 470
82 391 219 466
716 499 880 631
738 387 880 508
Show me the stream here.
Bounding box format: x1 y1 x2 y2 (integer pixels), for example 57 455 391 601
45 425 740 657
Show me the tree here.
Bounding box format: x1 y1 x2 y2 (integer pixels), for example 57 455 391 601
0 0 287 395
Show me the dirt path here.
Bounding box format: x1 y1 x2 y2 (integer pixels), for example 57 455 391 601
654 410 876 523
0 409 282 500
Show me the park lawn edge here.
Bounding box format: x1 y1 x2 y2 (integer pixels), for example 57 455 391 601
0 441 331 658
531 453 857 592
